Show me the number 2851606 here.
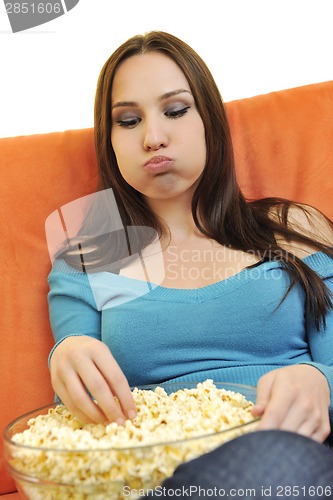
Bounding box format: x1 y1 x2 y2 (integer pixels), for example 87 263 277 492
5 3 62 14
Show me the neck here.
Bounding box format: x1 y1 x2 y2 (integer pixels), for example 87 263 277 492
146 193 199 239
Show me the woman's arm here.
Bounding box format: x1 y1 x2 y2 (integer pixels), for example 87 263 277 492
254 206 333 442
48 260 136 424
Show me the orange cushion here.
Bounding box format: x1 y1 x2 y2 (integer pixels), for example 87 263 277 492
228 80 333 220
1 81 332 494
0 129 98 494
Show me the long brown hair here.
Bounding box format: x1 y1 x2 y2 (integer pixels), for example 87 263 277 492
89 31 333 329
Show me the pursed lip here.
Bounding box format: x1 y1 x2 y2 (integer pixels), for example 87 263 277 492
143 155 173 174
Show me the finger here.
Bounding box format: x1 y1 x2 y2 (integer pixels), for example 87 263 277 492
91 348 137 420
296 417 329 442
251 405 265 417
56 376 108 424
295 406 331 443
76 362 126 424
296 421 322 442
257 379 295 430
310 425 331 443
103 371 137 420
270 393 330 441
268 398 307 433
252 374 274 417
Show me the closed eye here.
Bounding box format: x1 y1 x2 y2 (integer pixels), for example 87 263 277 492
116 117 141 128
115 106 190 128
165 106 190 119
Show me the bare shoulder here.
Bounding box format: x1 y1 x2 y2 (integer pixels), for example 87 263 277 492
286 204 333 241
269 203 333 258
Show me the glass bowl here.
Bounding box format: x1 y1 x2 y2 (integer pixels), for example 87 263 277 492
4 381 258 499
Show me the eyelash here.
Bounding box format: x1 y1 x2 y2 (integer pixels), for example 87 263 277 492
116 106 190 128
165 106 190 119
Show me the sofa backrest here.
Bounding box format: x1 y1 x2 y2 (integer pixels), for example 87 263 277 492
1 81 332 494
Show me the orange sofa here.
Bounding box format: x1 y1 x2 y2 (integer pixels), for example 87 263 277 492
1 81 333 498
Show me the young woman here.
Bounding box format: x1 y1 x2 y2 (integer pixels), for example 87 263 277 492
48 30 333 494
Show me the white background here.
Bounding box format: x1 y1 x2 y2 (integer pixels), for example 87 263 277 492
0 0 332 138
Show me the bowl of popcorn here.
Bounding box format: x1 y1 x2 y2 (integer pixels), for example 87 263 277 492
4 379 258 500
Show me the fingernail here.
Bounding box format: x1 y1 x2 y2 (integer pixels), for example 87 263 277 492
128 410 136 420
116 417 125 426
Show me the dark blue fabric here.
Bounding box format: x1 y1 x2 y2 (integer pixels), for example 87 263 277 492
146 431 333 499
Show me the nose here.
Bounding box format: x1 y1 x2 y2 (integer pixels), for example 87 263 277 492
143 118 168 151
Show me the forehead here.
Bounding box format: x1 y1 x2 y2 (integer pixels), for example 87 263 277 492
111 52 190 102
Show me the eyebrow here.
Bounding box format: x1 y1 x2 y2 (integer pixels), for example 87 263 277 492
111 88 192 110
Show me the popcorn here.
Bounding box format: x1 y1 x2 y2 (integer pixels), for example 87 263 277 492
8 380 257 499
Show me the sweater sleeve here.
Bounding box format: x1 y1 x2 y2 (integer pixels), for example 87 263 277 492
301 253 333 425
47 259 101 364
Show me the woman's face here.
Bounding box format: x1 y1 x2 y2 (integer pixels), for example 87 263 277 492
110 52 206 204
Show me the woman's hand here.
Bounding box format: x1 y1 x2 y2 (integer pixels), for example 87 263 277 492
49 336 137 425
252 365 331 442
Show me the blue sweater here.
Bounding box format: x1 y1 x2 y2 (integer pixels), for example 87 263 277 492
48 252 333 422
